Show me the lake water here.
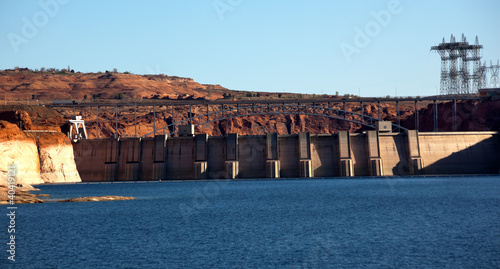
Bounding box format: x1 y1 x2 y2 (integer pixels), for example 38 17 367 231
2 176 500 268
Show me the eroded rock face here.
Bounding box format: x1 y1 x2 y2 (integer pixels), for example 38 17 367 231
0 120 81 186
0 110 33 130
36 133 81 183
0 139 43 186
0 121 42 186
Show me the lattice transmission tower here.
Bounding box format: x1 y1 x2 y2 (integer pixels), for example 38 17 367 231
431 34 483 95
489 60 500 88
481 61 488 87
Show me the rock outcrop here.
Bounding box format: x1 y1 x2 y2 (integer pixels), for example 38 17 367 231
0 110 34 130
0 121 43 185
58 196 135 202
30 131 82 183
0 120 81 186
0 186 135 204
0 185 45 204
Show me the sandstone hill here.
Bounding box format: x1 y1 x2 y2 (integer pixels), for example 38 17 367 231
0 68 228 101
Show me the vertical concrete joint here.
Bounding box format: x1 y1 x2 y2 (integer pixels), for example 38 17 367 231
153 135 168 162
125 138 141 163
104 137 120 181
105 137 119 163
153 135 168 180
123 138 141 181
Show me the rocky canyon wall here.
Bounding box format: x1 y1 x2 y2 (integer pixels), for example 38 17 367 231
0 120 81 186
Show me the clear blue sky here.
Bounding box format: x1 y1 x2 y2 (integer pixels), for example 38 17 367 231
1 0 499 97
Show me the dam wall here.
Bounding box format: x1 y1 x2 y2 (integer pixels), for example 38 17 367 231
73 131 500 181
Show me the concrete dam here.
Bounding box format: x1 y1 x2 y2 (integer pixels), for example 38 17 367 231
72 130 500 181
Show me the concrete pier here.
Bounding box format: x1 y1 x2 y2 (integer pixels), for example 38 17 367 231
298 132 313 178
194 162 207 179
338 131 354 177
266 133 280 178
194 134 208 179
366 131 383 176
225 161 239 179
266 160 280 178
407 130 423 175
225 133 239 179
73 131 500 181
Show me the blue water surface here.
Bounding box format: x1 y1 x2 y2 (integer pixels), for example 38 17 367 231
1 176 500 268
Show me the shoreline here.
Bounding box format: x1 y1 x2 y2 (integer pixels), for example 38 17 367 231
0 184 135 204
0 185 44 204
33 173 500 186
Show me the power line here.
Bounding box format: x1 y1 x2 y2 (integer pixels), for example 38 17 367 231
431 34 483 95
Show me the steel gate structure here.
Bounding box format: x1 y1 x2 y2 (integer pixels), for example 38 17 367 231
49 97 480 138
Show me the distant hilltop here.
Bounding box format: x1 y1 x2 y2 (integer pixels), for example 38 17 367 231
0 67 351 102
0 67 229 101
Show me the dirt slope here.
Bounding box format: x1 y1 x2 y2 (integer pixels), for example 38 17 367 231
0 70 227 100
